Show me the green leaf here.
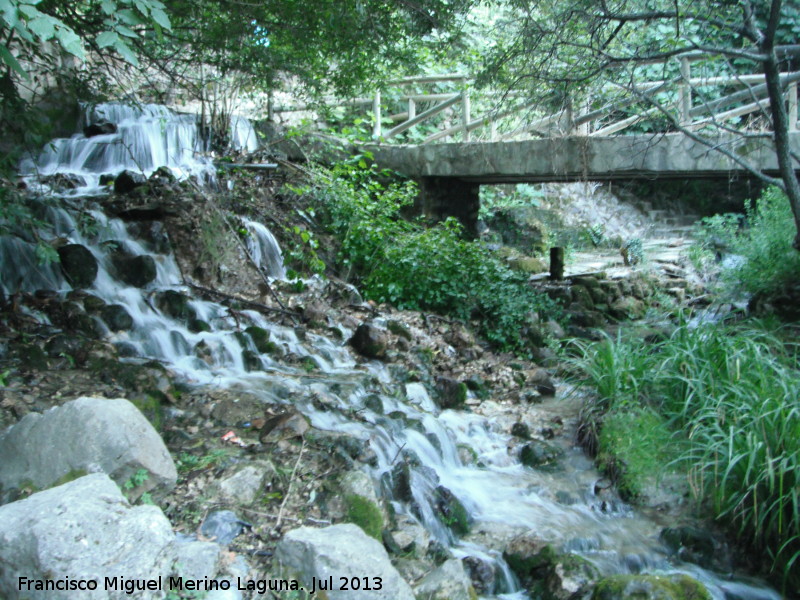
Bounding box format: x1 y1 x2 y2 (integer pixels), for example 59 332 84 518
150 7 170 29
0 44 28 78
131 0 150 16
17 4 40 18
27 15 55 40
0 0 19 29
56 28 84 58
101 0 115 15
118 8 143 25
96 30 119 48
115 24 138 38
113 39 139 65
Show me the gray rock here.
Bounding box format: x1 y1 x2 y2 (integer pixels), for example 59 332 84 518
275 523 414 600
349 322 389 359
0 396 177 502
216 465 267 505
341 469 379 506
174 541 221 581
435 376 468 409
414 559 477 600
84 122 117 137
0 473 174 599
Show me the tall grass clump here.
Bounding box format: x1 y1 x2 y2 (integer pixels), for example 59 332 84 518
567 320 800 590
693 186 800 295
298 156 559 354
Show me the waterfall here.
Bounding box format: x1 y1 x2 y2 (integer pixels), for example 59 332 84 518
18 102 259 197
244 219 286 280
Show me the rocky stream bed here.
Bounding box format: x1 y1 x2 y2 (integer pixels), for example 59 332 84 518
0 104 786 600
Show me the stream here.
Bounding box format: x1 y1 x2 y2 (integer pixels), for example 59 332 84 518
2 104 784 600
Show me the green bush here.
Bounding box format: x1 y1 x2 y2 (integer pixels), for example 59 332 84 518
566 320 800 592
305 157 559 354
693 186 800 295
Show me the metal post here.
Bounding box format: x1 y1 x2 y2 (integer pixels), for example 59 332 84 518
373 90 382 139
408 98 416 121
679 57 691 125
789 82 798 132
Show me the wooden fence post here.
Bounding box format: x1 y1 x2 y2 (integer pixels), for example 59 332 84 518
373 90 382 138
462 90 471 142
679 57 691 125
789 82 798 132
549 247 564 281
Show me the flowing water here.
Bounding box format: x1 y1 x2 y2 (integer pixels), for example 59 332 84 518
2 107 784 600
18 102 259 197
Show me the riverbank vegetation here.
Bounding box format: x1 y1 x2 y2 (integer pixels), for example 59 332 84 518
567 188 800 592
290 157 559 355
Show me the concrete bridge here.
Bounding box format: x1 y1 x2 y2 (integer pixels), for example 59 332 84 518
365 132 800 233
274 59 800 233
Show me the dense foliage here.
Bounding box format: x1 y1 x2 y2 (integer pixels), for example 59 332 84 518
692 186 800 296
567 320 800 592
299 157 559 354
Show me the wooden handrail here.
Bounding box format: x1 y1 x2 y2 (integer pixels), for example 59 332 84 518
270 62 800 143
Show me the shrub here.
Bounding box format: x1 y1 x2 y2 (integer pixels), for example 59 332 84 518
693 186 800 295
304 157 559 354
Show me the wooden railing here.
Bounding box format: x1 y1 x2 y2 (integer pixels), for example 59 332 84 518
272 54 800 144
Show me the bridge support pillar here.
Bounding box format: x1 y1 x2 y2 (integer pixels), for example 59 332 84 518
417 177 480 236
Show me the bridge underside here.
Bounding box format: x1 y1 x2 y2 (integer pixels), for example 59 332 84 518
367 132 800 234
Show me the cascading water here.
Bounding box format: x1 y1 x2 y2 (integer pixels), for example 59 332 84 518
244 219 286 280
2 109 784 600
18 102 259 197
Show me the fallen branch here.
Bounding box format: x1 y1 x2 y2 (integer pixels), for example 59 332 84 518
186 283 300 320
272 437 306 534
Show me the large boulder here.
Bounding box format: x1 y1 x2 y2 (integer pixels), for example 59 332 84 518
0 473 174 600
0 396 177 502
413 559 477 600
275 523 414 600
110 251 157 288
58 244 98 288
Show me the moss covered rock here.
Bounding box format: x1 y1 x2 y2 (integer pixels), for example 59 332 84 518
520 440 563 470
344 494 384 540
591 574 711 600
434 485 471 536
504 536 600 600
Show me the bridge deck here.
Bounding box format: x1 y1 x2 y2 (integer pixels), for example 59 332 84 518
367 133 800 184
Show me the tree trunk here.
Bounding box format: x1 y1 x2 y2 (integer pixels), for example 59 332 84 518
762 0 800 250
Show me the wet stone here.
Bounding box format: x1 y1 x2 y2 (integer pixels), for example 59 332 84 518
349 322 389 359
57 243 98 288
511 422 531 439
101 303 134 331
114 169 147 194
83 121 117 137
519 440 564 470
111 252 157 288
436 376 468 409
